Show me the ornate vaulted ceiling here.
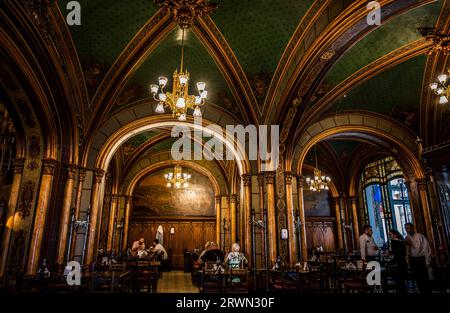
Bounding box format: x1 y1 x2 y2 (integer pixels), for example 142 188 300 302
21 0 450 170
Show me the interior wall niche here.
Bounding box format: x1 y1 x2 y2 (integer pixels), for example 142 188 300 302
132 168 215 218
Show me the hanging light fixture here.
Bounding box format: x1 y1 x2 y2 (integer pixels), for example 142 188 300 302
305 146 331 192
149 27 207 120
164 165 191 188
429 69 449 104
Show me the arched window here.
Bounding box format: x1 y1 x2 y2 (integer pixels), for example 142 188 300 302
359 157 412 247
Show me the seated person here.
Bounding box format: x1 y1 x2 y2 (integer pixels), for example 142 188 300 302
151 239 168 260
198 241 225 264
131 237 146 257
226 243 248 269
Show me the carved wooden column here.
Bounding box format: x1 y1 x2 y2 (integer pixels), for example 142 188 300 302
215 196 221 247
55 164 78 265
122 196 132 251
69 167 87 259
107 194 119 251
84 169 105 266
230 194 237 245
285 172 296 265
332 197 344 252
27 158 58 275
349 197 360 248
265 171 277 265
242 174 252 266
0 158 25 280
296 175 308 262
416 178 436 254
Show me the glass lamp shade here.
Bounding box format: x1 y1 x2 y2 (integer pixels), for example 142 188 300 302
176 97 186 108
158 76 168 87
200 90 208 99
183 183 188 188
306 177 311 183
197 82 206 92
175 182 181 188
166 182 172 187
430 82 438 90
193 106 202 117
438 74 448 83
195 96 202 105
440 95 449 104
437 88 444 95
158 93 167 101
155 102 165 114
178 113 187 121
150 84 159 94
179 75 189 85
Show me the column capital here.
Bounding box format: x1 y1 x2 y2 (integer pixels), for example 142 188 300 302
415 178 430 189
264 171 276 184
78 166 88 181
42 158 58 175
257 173 265 187
241 174 252 186
66 164 78 179
13 158 26 174
349 196 357 203
284 172 293 185
93 168 105 183
215 195 222 204
111 194 119 202
296 175 304 188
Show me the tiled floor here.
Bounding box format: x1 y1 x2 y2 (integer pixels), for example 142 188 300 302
158 271 199 293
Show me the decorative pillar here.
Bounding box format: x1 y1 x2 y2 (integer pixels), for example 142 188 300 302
230 194 237 245
0 158 25 280
285 172 296 265
107 194 119 251
69 167 87 259
265 171 277 265
349 197 360 248
296 175 308 262
215 196 221 247
257 173 267 268
122 196 132 251
26 158 58 275
332 197 344 252
84 168 105 266
242 174 252 267
416 178 437 255
55 164 78 265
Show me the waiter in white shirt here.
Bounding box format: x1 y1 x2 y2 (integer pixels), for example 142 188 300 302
359 225 379 262
405 223 431 293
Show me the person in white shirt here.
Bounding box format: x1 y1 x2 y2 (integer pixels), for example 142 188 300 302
359 225 379 262
152 239 168 260
405 223 431 293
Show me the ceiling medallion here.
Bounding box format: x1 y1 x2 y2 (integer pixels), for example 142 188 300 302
155 0 219 29
429 69 449 105
418 27 450 55
165 165 191 188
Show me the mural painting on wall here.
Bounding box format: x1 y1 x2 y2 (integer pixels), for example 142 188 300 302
304 190 331 217
133 169 215 217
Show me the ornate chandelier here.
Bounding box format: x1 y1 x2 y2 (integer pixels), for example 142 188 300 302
165 165 191 188
150 27 207 121
430 69 449 104
306 146 331 192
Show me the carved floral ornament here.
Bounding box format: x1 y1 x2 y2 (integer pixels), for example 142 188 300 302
155 0 218 28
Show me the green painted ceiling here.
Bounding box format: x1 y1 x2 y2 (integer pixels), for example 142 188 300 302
323 1 442 88
58 0 158 65
121 28 239 116
212 0 313 77
328 55 427 133
327 140 362 159
125 131 159 149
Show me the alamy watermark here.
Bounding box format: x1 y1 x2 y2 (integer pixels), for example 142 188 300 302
367 1 382 26
170 116 279 172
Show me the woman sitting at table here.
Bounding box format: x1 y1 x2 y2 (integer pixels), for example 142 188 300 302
151 239 168 260
225 243 248 269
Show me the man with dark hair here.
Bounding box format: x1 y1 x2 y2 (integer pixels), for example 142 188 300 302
405 223 431 293
198 242 225 264
359 225 379 262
